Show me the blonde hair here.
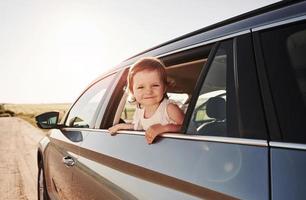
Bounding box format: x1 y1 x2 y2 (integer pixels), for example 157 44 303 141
127 57 167 94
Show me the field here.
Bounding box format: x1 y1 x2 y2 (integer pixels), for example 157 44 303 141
1 103 71 127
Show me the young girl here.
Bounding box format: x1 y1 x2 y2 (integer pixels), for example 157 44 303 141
108 57 185 144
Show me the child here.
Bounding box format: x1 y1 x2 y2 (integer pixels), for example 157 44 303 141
108 57 185 144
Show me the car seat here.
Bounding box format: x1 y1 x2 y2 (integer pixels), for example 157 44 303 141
197 96 227 136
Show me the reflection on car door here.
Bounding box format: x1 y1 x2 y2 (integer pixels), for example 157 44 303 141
44 129 81 200
78 129 253 199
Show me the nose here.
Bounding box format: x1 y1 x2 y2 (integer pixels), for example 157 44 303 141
144 87 152 94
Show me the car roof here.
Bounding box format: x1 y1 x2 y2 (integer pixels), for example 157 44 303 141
97 0 306 79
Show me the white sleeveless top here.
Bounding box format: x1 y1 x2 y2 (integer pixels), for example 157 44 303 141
132 99 176 130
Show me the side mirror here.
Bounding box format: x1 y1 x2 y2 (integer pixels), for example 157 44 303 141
35 111 59 129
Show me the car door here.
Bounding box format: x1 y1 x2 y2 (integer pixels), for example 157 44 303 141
74 35 269 199
253 18 306 199
44 72 117 200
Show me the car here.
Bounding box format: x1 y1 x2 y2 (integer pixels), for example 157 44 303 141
36 1 306 199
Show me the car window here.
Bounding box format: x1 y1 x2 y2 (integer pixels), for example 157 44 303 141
186 35 268 140
260 21 306 143
187 41 231 137
65 74 116 128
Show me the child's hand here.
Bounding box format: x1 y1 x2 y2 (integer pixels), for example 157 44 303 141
145 124 182 144
108 124 121 135
145 124 164 144
108 123 134 135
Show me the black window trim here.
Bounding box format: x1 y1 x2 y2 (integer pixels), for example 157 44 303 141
233 37 243 135
96 69 127 129
251 30 284 142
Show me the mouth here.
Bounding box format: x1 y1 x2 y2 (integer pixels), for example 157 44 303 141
144 96 154 99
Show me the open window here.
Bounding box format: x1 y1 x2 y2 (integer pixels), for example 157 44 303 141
107 44 213 130
114 59 205 125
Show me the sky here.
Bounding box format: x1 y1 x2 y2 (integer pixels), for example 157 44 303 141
0 0 279 104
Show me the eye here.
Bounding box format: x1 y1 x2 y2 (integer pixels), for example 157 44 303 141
137 86 144 89
152 84 160 87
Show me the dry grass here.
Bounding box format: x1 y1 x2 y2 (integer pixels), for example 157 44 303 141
3 103 71 128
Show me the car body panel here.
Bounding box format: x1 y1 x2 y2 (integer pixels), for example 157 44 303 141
74 130 268 200
270 146 306 200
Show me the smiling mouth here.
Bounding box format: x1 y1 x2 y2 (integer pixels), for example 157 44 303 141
144 96 154 99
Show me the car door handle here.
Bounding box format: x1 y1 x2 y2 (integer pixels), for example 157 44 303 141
62 156 75 167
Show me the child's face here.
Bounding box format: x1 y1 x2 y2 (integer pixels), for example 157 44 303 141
132 69 165 107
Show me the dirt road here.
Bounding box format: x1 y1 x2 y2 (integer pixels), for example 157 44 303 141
0 117 44 200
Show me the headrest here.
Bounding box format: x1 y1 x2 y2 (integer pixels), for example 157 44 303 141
206 96 226 120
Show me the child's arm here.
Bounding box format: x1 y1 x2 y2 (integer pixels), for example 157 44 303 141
145 103 185 144
108 123 134 135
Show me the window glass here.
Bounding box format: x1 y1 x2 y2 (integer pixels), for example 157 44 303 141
187 40 234 137
66 74 115 128
260 21 306 143
287 29 306 101
187 37 267 139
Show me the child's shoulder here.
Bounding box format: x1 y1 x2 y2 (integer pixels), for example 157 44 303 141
165 99 185 124
166 99 183 112
166 98 180 106
166 99 183 108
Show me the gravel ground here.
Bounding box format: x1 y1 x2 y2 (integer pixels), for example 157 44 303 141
0 117 44 200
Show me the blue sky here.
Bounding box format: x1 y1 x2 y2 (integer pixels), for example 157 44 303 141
0 0 279 103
